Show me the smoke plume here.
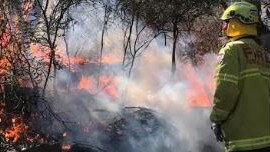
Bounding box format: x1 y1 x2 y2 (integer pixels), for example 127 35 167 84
42 4 224 152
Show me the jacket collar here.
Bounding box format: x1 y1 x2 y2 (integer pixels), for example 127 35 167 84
229 34 257 42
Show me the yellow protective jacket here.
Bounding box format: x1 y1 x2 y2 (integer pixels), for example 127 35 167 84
210 36 270 152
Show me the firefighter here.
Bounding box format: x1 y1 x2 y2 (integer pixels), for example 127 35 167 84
210 1 270 152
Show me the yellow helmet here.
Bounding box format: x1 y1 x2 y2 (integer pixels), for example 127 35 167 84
232 0 261 9
221 1 259 24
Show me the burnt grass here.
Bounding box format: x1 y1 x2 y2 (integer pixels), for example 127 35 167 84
22 107 218 152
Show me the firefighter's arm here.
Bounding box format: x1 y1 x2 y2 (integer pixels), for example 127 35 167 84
210 44 240 124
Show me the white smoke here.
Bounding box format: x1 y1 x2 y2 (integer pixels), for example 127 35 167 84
118 43 223 152
44 3 224 152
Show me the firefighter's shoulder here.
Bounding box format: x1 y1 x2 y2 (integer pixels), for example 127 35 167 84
220 40 244 54
224 40 245 49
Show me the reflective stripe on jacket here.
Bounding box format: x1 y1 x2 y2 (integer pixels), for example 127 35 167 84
210 37 270 152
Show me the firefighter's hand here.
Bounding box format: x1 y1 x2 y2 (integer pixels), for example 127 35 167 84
211 123 224 142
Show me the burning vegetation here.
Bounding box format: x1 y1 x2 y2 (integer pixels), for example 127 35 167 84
0 0 269 152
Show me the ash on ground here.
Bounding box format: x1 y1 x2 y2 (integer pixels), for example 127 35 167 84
25 107 219 152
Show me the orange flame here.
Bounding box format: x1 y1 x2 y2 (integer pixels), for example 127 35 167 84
62 144 72 152
0 1 49 144
30 42 122 71
0 27 11 48
185 64 212 107
3 117 29 143
77 75 120 99
78 75 95 92
62 131 72 152
99 75 120 99
100 54 122 64
0 59 11 76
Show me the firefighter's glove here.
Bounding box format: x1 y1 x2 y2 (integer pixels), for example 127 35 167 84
211 123 224 142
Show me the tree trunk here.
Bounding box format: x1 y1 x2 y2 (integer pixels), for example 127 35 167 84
164 32 167 46
122 15 135 66
171 21 179 74
98 5 110 87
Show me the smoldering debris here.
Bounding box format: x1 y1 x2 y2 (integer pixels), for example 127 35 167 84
95 107 180 152
22 106 220 152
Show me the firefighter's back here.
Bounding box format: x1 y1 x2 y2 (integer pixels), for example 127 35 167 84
223 37 270 151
